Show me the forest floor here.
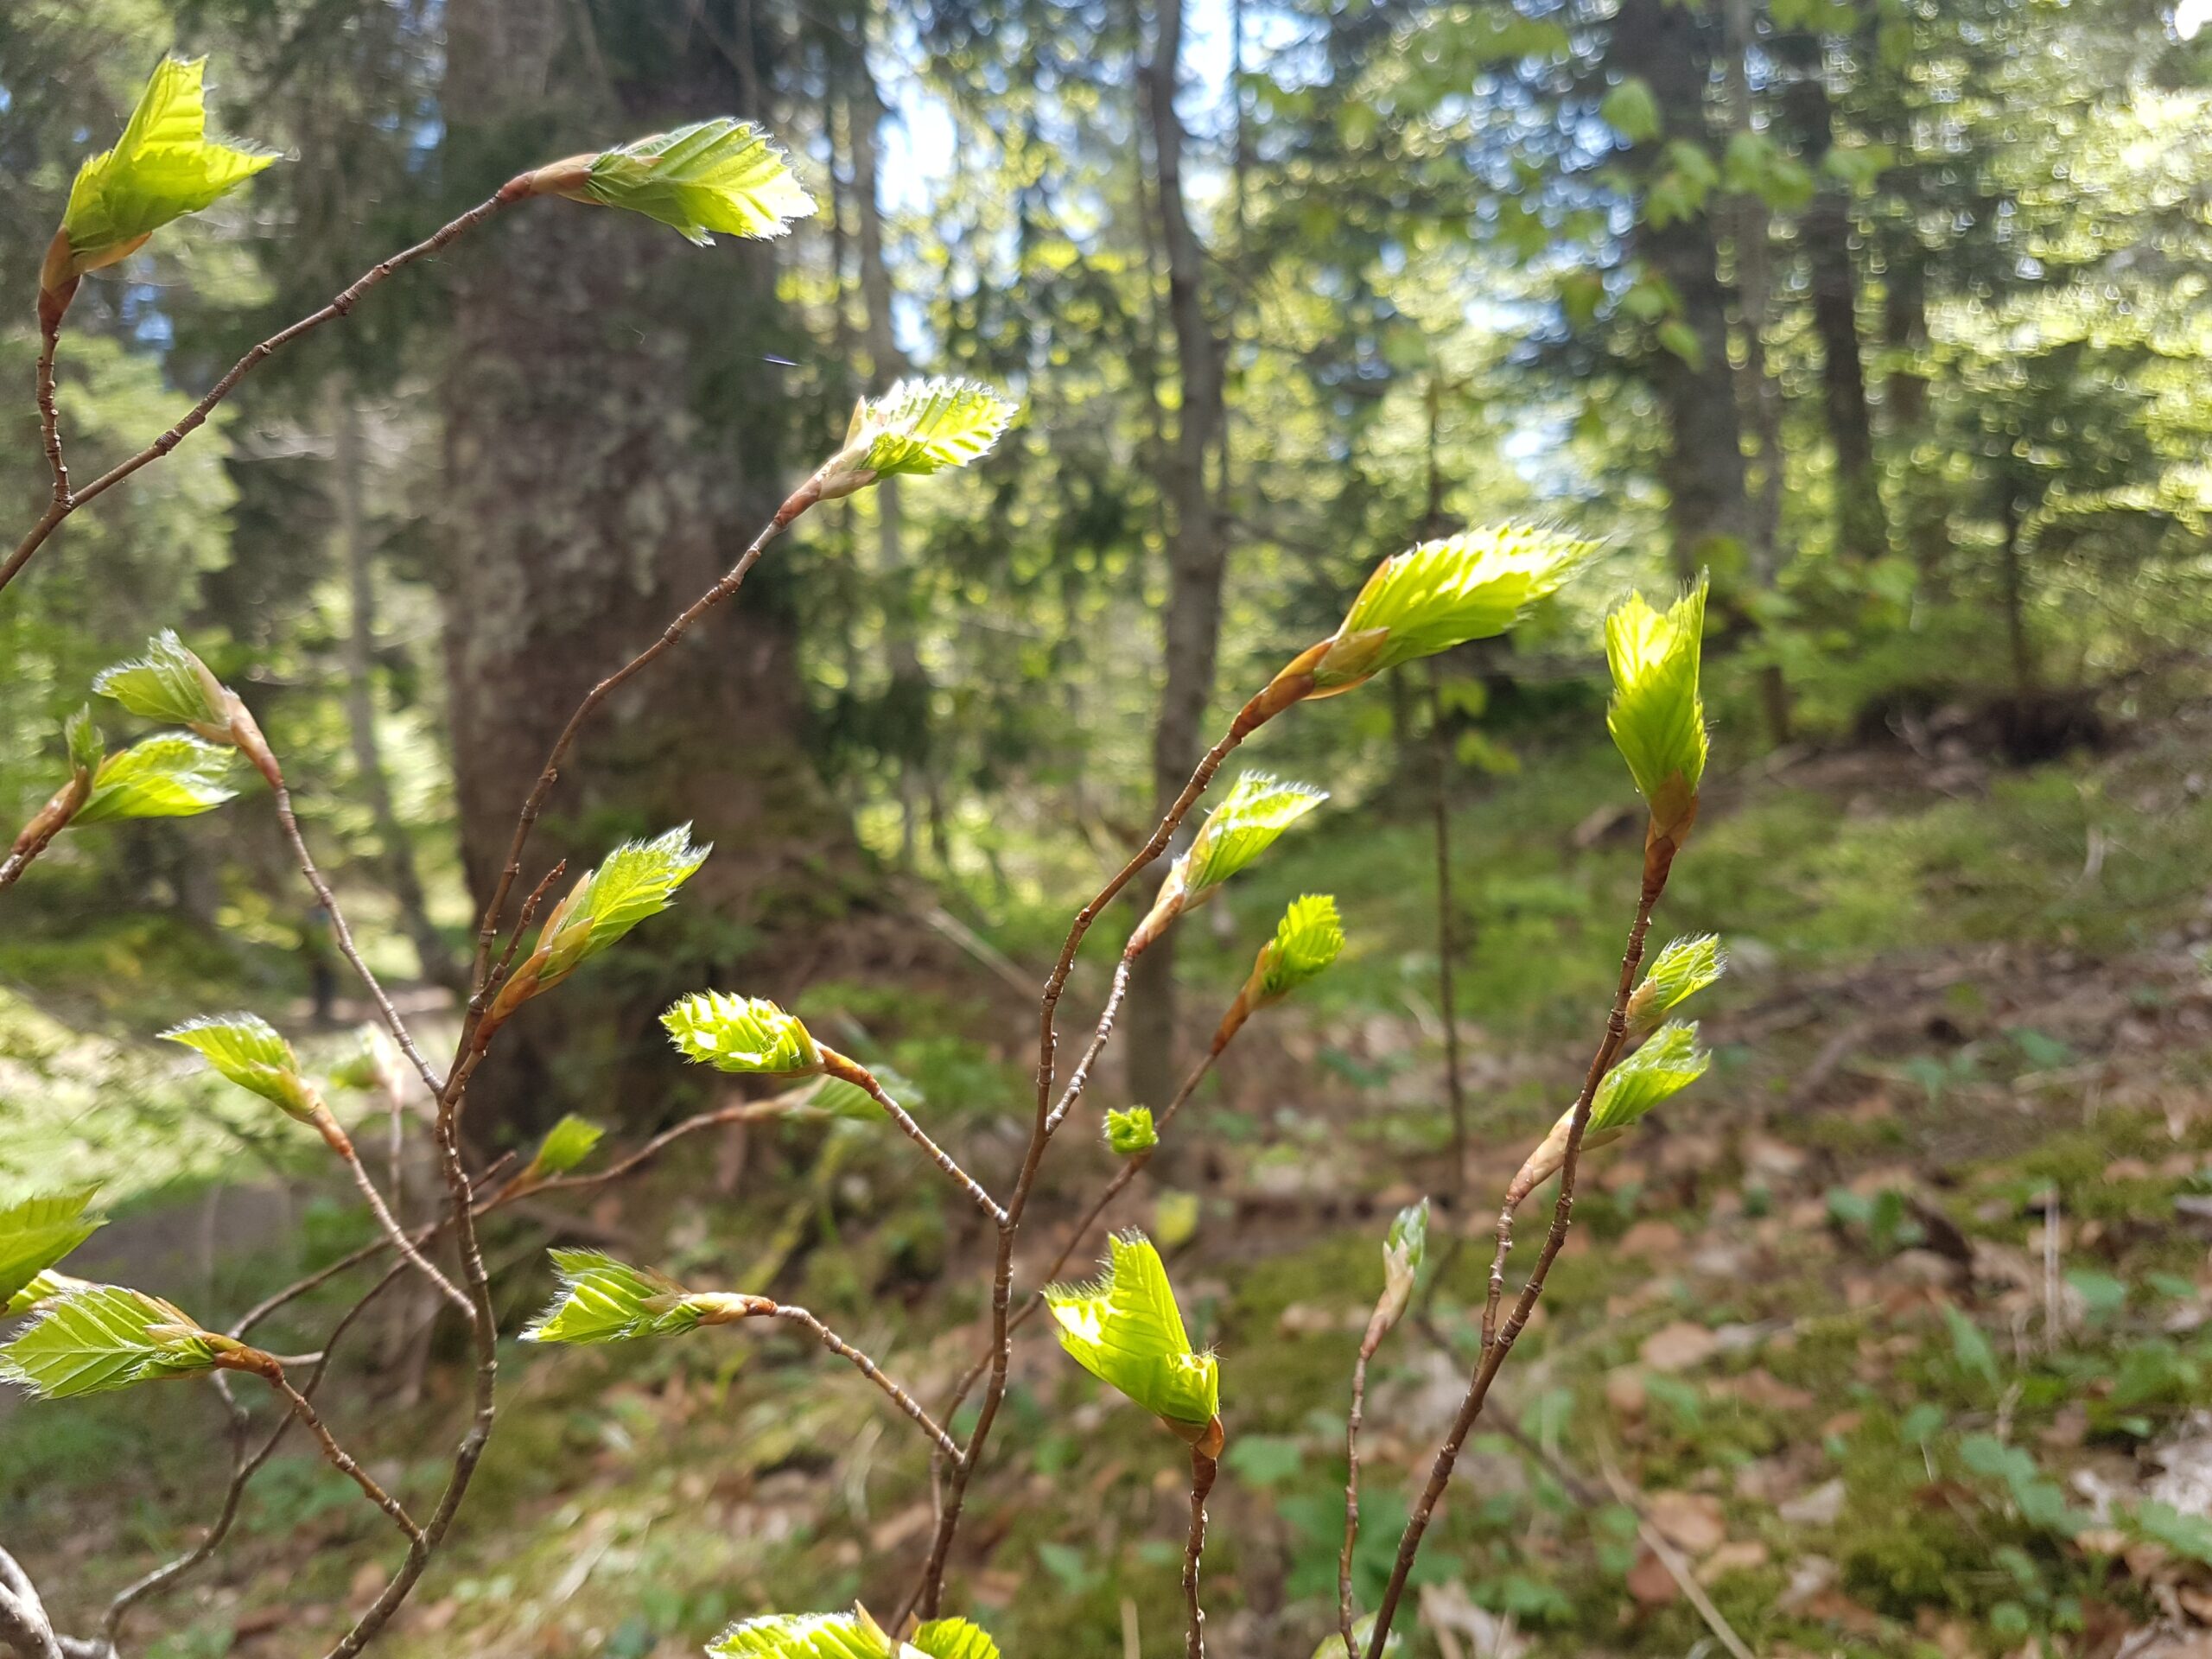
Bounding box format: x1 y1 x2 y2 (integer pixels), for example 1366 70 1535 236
11 701 2212 1659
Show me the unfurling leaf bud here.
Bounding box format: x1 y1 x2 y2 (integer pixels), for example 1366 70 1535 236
1605 575 1710 859
1627 934 1726 1034
1254 894 1345 1003
40 59 276 327
1507 1021 1710 1206
661 992 820 1077
522 1249 768 1344
810 377 1018 503
1262 529 1590 709
160 1013 347 1149
92 632 280 789
1106 1106 1159 1157
708 1605 1001 1659
72 736 237 825
1130 774 1327 956
516 118 815 245
486 827 710 1027
0 1284 227 1399
1046 1231 1222 1452
1376 1197 1430 1332
524 1115 605 1181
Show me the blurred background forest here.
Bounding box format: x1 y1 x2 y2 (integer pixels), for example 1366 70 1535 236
10 0 2212 1656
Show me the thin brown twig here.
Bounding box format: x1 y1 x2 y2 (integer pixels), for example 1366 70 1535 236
763 1305 963 1462
1361 859 1670 1659
1184 1447 1217 1659
2 192 518 597
34 317 67 511
1338 1301 1392 1659
907 681 1294 1618
821 1052 1004 1223
269 779 443 1097
261 1372 423 1544
336 1141 468 1318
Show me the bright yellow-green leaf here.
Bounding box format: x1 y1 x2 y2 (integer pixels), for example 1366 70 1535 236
1180 774 1327 899
1317 529 1590 689
1605 576 1710 817
709 1608 899 1659
71 735 236 825
54 58 276 284
538 825 711 982
1256 894 1344 1001
92 630 227 729
1629 935 1726 1031
528 1116 605 1179
0 1190 102 1309
160 1013 316 1119
662 992 820 1076
1105 1106 1158 1157
1046 1231 1218 1431
0 1284 219 1400
4 1271 89 1319
1591 1020 1709 1135
579 119 816 245
910 1619 1001 1659
858 378 1018 480
65 706 103 775
522 1249 707 1344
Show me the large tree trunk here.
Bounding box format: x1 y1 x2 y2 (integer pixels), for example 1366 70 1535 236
1611 0 1756 576
440 0 858 1139
1124 0 1230 1110
1778 33 1886 563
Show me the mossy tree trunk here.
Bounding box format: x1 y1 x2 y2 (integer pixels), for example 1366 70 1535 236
439 0 862 1139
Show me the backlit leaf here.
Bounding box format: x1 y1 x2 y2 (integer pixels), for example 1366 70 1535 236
1605 576 1709 822
1105 1107 1158 1157
72 735 236 824
160 1013 316 1119
0 1284 218 1400
708 1608 896 1659
92 630 226 729
1256 894 1345 1001
662 993 820 1077
579 119 815 245
53 58 276 285
857 378 1017 480
1628 934 1726 1030
521 1249 708 1344
1046 1231 1218 1432
1316 530 1590 689
1590 1021 1709 1135
1179 774 1327 899
0 1190 102 1308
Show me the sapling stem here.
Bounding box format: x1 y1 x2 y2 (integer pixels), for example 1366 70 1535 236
911 683 1289 1618
820 1051 1005 1223
1338 1299 1394 1657
334 1138 469 1319
1184 1446 1217 1659
1359 868 1669 1659
1 191 519 597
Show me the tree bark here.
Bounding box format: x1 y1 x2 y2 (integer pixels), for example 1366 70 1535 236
1610 0 1756 577
440 0 858 1138
333 386 464 995
1778 33 1886 563
1125 0 1231 1110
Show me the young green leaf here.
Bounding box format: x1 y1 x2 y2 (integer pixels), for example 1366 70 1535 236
0 1284 219 1400
1046 1230 1219 1441
4 1271 89 1319
1605 575 1709 837
92 630 228 732
528 1115 605 1179
909 1619 1001 1659
1508 1022 1711 1206
708 1607 900 1659
1296 529 1591 696
1183 775 1327 899
64 706 103 776
71 735 237 825
160 1013 318 1120
43 58 276 302
539 826 712 982
1627 934 1726 1032
1378 1197 1429 1329
1590 1020 1709 1137
0 1190 103 1308
816 378 1019 499
522 1249 711 1345
1105 1106 1159 1157
662 992 821 1077
1255 894 1345 1001
565 119 816 245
